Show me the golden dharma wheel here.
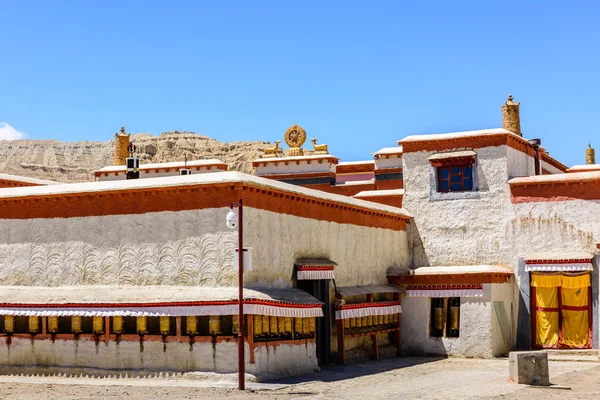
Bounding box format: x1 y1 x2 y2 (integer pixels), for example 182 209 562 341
48 316 59 333
186 316 198 335
28 316 40 333
112 316 124 334
4 316 14 333
93 316 104 334
72 316 83 333
209 316 222 335
160 316 171 335
136 316 148 334
269 315 278 335
232 315 239 334
254 315 263 336
284 124 307 149
450 306 460 330
284 317 293 333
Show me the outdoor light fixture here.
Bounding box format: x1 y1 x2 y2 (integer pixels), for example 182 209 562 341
226 199 245 390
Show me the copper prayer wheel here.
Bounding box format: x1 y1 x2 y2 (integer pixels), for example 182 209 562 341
186 316 198 335
136 316 148 334
434 307 444 330
308 318 316 334
343 318 350 329
367 315 373 327
112 316 124 334
377 315 384 325
48 316 59 333
253 315 262 335
262 315 270 334
232 315 239 334
349 318 356 328
450 306 460 330
160 316 171 335
72 316 83 333
93 316 104 334
270 315 278 335
278 317 286 334
302 318 309 334
284 317 292 333
209 316 222 335
383 314 389 325
28 316 40 333
4 316 14 333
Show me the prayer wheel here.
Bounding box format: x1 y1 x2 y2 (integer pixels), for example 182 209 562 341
269 316 278 335
449 306 460 331
72 316 83 333
254 315 262 336
28 316 40 333
294 318 302 335
209 316 222 335
356 316 362 328
361 317 368 328
383 314 389 325
367 315 373 327
308 318 315 334
262 315 269 334
277 317 285 334
186 316 198 335
433 308 444 331
377 315 384 325
4 316 14 333
136 316 148 334
349 318 356 328
232 315 239 334
343 318 350 329
112 316 124 334
160 316 171 335
392 313 399 324
48 316 59 333
92 316 104 334
302 318 309 335
284 317 293 333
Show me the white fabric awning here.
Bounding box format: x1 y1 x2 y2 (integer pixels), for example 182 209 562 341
0 286 324 318
295 258 336 280
335 302 402 320
525 263 593 272
406 285 483 298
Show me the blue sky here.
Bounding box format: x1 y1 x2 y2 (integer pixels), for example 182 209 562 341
1 1 598 166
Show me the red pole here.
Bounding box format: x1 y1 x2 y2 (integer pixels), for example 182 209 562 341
237 198 245 390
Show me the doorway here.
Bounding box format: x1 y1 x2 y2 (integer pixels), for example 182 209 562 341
296 279 331 365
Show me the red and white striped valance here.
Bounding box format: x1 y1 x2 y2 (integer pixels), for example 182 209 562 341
525 260 593 272
335 301 402 320
406 285 483 298
0 300 323 318
296 266 335 280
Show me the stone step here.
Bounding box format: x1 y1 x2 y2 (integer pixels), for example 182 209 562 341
543 349 599 362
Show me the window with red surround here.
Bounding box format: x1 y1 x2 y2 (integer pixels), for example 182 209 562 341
437 165 473 192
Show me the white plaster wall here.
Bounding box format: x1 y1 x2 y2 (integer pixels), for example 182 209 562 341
0 337 316 380
97 166 221 182
0 207 409 288
256 160 335 176
375 155 402 170
541 160 564 175
491 282 515 357
506 146 536 180
401 285 494 358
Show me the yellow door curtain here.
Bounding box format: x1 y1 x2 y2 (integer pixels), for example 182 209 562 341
531 273 591 349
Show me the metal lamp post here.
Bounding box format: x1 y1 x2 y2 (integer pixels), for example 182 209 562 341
226 199 245 390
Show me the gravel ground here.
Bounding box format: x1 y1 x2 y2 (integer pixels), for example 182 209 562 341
0 357 597 400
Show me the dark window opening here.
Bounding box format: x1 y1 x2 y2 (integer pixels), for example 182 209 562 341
437 165 473 192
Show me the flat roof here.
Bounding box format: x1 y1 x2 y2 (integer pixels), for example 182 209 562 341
568 164 600 173
509 171 600 185
411 265 512 275
0 170 411 219
338 160 375 166
97 159 227 173
353 189 404 198
373 146 403 155
0 173 58 186
399 128 513 144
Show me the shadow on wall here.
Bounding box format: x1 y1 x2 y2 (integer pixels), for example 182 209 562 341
407 221 430 269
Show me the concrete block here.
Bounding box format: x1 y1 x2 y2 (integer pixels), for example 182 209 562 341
509 351 549 386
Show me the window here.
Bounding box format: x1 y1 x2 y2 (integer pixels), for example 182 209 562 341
437 165 473 192
430 297 460 338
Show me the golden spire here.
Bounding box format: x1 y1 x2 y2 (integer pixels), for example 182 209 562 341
501 94 522 137
586 143 595 165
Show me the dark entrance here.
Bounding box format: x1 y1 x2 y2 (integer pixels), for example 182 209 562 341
296 279 331 365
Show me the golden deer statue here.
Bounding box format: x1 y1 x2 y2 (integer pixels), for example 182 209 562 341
310 138 329 155
262 140 281 158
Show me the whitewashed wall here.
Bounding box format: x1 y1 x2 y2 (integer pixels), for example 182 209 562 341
0 207 409 288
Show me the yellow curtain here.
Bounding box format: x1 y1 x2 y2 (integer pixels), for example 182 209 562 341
531 273 563 288
562 286 589 348
535 287 560 347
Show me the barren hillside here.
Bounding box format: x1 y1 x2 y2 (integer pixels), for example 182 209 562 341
0 131 270 183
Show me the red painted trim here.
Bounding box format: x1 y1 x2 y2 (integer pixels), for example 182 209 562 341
560 305 590 312
0 299 322 309
296 266 335 271
526 259 592 264
406 284 483 291
531 284 537 349
535 307 559 312
337 301 400 310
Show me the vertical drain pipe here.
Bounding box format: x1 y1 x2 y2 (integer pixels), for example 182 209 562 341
529 139 541 176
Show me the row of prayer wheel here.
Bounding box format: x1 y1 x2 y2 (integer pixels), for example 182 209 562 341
432 306 460 331
253 316 315 337
343 313 399 330
3 315 239 336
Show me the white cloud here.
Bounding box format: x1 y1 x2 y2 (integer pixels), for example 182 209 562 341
0 122 27 140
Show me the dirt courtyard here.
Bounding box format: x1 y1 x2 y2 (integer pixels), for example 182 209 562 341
0 357 598 400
